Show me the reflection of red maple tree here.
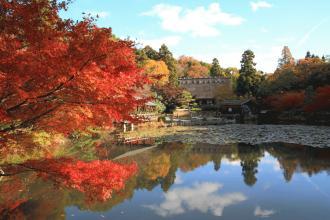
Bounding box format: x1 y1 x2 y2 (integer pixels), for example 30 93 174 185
0 176 28 217
21 158 138 202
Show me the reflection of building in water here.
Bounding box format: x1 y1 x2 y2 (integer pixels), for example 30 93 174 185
178 77 233 109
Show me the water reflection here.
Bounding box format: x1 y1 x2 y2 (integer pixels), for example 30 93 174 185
143 182 247 217
254 206 276 218
1 142 330 219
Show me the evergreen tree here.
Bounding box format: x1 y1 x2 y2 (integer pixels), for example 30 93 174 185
209 58 223 77
322 55 326 62
135 48 148 67
236 50 262 97
142 46 159 60
158 44 178 85
278 46 295 68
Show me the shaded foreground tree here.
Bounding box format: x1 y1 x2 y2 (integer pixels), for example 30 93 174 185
0 0 147 134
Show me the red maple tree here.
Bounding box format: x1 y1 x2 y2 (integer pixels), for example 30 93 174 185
0 0 147 134
304 85 330 112
266 91 305 111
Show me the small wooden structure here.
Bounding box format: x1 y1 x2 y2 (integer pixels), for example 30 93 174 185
136 101 157 113
219 99 253 115
116 136 155 146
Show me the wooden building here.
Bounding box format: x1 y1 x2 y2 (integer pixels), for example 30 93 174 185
178 77 233 109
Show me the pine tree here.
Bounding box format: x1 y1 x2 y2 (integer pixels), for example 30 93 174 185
278 46 295 68
158 44 178 85
322 55 326 62
209 58 223 77
142 46 159 60
236 50 262 97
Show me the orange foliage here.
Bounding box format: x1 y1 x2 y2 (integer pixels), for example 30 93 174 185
297 58 324 65
143 60 169 86
179 154 211 172
22 158 138 202
177 56 210 78
0 0 147 134
144 153 170 180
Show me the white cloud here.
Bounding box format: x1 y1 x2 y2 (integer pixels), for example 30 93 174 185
253 46 282 73
222 158 241 166
254 206 276 218
261 154 281 171
174 175 184 184
250 1 273 12
87 11 109 18
139 36 182 49
143 182 247 217
141 3 244 37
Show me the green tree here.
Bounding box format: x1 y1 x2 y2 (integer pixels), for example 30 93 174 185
135 48 148 67
178 90 195 108
209 58 223 77
236 50 261 96
142 46 159 60
158 44 178 85
322 55 326 62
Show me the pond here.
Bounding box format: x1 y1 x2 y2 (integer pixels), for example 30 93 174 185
1 141 330 220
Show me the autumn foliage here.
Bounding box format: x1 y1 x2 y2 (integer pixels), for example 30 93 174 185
304 86 330 112
21 158 138 202
266 91 305 111
177 56 210 78
0 0 147 134
143 60 169 86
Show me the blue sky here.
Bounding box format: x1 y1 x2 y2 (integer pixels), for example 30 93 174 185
61 0 330 73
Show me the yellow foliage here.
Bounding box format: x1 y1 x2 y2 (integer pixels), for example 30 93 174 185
144 153 171 180
143 60 169 86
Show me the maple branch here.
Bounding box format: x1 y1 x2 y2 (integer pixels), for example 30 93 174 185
5 54 107 114
1 104 60 132
37 54 107 99
0 164 49 177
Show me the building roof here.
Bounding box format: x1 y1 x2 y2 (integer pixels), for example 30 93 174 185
179 77 232 99
220 99 252 106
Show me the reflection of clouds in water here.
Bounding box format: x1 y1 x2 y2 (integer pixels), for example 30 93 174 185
254 206 276 218
222 158 241 166
261 153 281 172
143 182 247 217
263 182 272 190
174 175 183 184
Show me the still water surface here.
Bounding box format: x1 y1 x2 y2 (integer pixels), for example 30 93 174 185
1 142 330 219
